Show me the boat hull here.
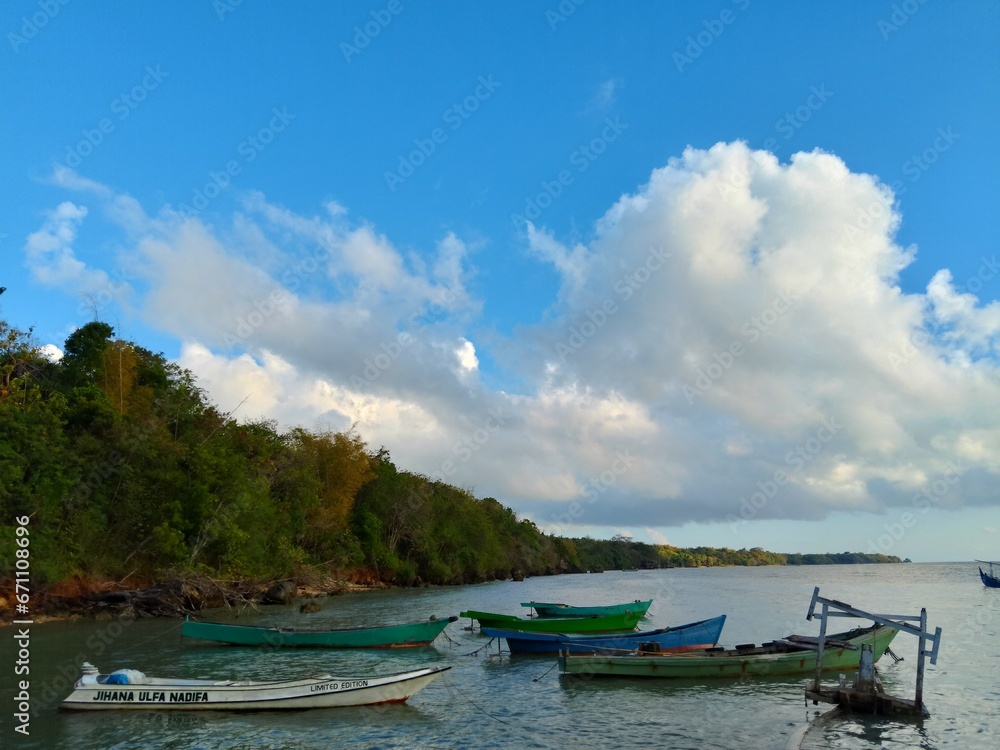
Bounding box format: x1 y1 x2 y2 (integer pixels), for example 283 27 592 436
979 567 1000 588
181 616 457 648
484 615 725 655
559 626 899 679
460 609 642 633
61 666 450 710
522 600 653 619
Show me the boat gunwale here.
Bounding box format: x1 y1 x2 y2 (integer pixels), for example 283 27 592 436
182 615 457 636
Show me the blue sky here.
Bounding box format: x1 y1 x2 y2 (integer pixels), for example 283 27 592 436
3 1 999 562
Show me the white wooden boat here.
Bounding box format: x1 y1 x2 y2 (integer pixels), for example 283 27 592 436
61 661 450 710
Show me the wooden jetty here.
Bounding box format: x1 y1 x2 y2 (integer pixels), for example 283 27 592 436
802 587 941 717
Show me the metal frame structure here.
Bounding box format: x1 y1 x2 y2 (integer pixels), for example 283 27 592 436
805 586 941 711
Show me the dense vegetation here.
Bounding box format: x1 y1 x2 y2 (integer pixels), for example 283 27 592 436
0 320 902 592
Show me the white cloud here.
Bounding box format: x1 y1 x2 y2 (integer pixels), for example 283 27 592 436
33 145 1000 534
39 344 63 361
24 202 111 293
646 528 671 545
456 339 478 371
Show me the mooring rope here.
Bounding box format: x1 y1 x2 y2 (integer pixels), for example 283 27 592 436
116 619 186 653
532 660 560 682
439 674 513 726
461 637 498 657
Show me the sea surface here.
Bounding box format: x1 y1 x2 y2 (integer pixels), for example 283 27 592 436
2 562 997 749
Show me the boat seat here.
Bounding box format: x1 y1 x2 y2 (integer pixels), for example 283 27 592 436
735 643 756 651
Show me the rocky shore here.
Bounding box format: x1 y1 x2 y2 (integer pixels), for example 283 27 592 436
0 571 388 624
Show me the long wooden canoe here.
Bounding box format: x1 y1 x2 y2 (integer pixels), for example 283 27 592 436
62 661 449 710
521 599 653 618
483 614 725 655
558 624 899 679
181 615 457 648
460 609 641 633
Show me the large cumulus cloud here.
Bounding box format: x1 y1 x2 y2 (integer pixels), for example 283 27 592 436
27 142 1000 537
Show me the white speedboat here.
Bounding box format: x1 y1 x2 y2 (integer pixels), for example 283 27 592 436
61 662 450 710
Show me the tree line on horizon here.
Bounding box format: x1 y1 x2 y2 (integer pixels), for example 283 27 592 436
0 320 902 589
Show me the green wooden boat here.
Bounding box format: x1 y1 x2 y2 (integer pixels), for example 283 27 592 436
521 599 652 618
181 615 458 648
460 609 642 633
558 624 899 678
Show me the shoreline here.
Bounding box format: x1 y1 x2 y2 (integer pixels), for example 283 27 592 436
0 570 394 626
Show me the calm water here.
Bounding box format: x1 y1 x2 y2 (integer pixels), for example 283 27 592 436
2 563 997 749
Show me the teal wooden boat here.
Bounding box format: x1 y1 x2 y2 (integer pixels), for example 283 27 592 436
521 599 652 618
460 609 642 633
181 615 458 648
558 624 899 679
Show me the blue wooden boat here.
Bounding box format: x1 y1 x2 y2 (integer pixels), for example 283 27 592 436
521 599 652 618
482 615 726 655
977 560 1000 588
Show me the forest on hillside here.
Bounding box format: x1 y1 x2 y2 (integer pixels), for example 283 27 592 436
0 320 902 594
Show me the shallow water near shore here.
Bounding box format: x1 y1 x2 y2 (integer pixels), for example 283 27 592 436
2 562 997 749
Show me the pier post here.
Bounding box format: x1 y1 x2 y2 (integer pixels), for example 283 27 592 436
812 602 828 692
915 607 927 709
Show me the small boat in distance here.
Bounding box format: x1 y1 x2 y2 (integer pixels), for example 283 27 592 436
976 560 1000 588
62 662 449 710
521 599 652 619
558 624 899 679
460 609 642 633
483 614 725 655
181 615 457 648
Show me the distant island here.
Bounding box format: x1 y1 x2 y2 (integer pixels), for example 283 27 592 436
0 320 903 618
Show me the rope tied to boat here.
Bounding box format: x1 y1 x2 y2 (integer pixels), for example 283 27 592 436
115 619 186 653
532 661 560 682
439 674 514 726
461 637 498 657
